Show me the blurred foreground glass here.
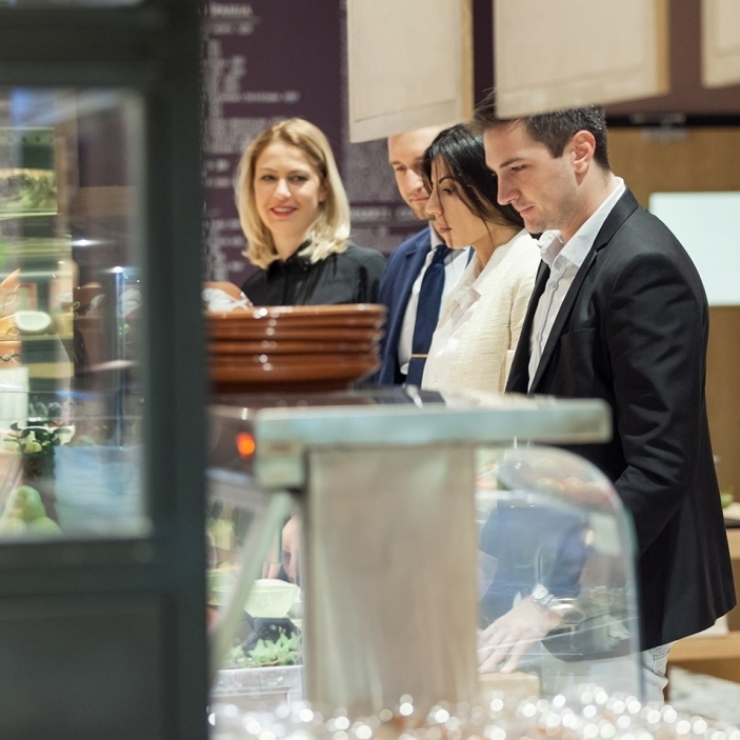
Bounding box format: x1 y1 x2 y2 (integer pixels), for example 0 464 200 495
0 88 149 540
207 489 303 712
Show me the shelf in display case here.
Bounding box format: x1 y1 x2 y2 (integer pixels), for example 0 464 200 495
212 664 302 700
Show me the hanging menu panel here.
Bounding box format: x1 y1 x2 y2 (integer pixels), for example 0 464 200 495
703 0 740 87
495 0 669 117
346 0 473 143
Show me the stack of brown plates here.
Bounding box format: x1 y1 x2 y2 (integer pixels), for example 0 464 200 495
207 304 386 393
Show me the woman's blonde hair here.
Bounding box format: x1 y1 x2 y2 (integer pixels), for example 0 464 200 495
235 118 351 269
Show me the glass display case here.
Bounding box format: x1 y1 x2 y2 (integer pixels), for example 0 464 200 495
205 389 642 720
0 3 206 739
0 88 148 540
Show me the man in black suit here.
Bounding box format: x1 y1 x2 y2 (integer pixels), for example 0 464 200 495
475 98 735 698
376 127 469 385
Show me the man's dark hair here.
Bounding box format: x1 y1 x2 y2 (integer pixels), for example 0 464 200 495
421 124 524 229
473 91 611 171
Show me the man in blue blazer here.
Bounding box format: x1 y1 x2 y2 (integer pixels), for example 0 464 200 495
376 127 468 385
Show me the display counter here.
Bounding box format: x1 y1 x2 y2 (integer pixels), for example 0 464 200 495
206 388 650 722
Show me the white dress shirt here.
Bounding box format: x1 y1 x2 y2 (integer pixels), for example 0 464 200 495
397 225 469 376
528 178 626 390
422 229 540 393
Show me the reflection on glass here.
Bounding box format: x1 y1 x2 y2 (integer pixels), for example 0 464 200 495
476 446 641 700
206 474 303 709
0 88 148 540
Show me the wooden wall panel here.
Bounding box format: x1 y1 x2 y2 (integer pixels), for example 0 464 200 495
608 127 740 504
346 0 473 142
495 0 669 117
703 0 740 87
706 308 740 503
609 127 740 205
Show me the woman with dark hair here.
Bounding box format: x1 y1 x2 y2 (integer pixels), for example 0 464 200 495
420 124 540 393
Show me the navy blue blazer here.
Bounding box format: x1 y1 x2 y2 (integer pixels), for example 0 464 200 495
375 228 433 385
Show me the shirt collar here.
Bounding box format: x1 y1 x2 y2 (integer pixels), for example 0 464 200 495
537 177 626 270
266 239 312 277
429 224 444 248
466 228 525 297
428 224 468 264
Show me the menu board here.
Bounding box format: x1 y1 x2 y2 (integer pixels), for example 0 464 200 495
203 0 419 289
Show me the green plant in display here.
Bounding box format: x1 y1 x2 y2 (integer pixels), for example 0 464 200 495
225 632 302 669
0 172 57 214
3 422 75 482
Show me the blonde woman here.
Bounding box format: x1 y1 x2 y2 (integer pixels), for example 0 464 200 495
235 118 385 305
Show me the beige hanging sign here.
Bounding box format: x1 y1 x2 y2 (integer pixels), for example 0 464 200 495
495 0 670 117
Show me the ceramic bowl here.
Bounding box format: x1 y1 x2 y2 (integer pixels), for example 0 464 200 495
245 578 299 618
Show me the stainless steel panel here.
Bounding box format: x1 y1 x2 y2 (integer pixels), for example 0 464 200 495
303 445 478 715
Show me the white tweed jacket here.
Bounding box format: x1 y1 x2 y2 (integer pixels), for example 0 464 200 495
421 229 540 394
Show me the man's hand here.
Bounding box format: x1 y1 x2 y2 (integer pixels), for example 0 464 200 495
478 597 563 673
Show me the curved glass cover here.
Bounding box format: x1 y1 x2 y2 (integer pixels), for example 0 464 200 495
476 445 641 700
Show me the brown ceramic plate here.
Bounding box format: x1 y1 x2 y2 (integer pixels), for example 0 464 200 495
207 303 385 319
209 339 377 355
207 315 385 330
208 324 384 342
206 303 386 328
209 354 379 385
211 377 365 394
210 352 377 369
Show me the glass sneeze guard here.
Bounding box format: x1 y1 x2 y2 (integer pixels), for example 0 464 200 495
206 390 642 718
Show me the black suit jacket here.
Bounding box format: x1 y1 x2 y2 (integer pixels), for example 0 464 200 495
506 189 736 649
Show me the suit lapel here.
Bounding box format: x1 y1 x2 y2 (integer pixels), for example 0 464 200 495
528 189 640 393
384 231 431 357
529 250 597 391
505 260 549 393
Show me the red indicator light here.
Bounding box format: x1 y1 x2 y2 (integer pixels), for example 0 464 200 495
236 432 256 458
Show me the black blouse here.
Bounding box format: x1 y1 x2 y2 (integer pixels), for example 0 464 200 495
241 243 386 306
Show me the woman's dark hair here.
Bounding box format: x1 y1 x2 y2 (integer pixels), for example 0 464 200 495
421 124 524 230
